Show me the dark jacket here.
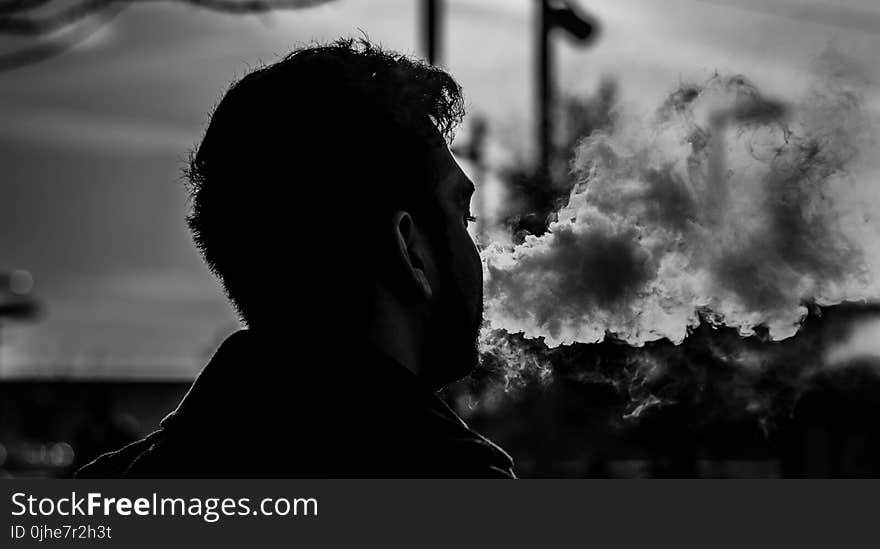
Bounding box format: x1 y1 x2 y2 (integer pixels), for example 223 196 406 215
76 331 514 478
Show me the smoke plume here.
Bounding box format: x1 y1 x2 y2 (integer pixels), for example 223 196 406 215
483 50 879 349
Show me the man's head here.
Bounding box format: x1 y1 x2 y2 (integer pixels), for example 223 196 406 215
185 39 482 387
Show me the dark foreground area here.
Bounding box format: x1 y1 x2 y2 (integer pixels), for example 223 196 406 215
2 365 880 478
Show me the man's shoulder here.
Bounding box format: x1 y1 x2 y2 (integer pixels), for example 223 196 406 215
74 432 162 478
73 415 515 479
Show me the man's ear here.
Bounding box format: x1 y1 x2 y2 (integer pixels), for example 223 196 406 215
391 211 433 301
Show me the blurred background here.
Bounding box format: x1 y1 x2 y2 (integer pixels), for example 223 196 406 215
2 0 880 477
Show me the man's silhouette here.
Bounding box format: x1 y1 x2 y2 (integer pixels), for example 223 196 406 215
76 39 515 478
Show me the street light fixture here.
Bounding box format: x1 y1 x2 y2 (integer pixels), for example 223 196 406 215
537 0 599 177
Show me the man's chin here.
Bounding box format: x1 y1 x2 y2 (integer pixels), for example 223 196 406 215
424 293 482 388
423 345 478 389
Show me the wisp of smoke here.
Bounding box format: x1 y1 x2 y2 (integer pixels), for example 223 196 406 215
483 52 879 350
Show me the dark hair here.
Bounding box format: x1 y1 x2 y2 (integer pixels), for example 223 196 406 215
185 39 465 327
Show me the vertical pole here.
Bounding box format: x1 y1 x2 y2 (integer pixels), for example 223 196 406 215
470 118 488 240
537 0 552 178
421 0 443 66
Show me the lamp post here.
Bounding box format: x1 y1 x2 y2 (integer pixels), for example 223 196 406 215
421 0 443 65
536 0 598 177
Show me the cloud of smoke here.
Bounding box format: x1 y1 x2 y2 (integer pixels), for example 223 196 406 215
463 305 880 431
483 49 880 349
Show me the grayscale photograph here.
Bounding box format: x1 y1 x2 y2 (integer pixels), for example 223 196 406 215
2 0 880 480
